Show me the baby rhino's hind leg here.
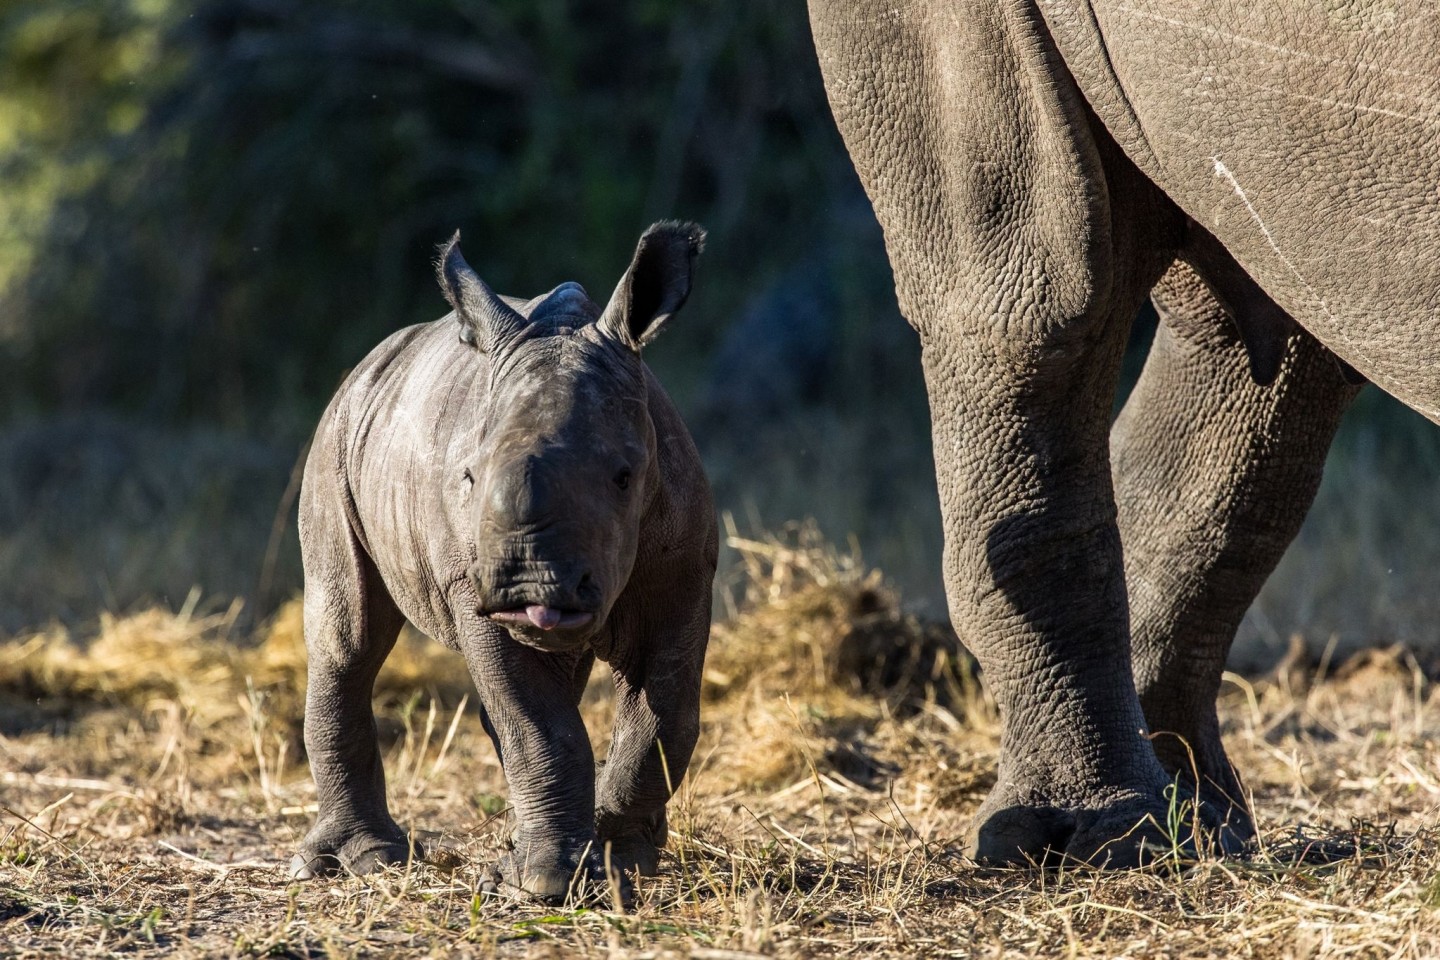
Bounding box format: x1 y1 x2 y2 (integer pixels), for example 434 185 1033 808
290 493 412 879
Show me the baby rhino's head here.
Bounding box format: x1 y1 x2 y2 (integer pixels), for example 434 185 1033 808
437 221 705 651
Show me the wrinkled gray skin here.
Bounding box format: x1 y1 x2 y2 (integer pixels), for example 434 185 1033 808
291 222 717 900
809 0 1437 865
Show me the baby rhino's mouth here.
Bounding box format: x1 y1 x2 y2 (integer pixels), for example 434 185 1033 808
488 605 594 632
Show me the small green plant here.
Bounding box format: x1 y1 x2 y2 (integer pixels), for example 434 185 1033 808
474 794 508 816
1162 778 1198 866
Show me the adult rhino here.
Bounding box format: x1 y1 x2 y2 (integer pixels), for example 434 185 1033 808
808 0 1439 865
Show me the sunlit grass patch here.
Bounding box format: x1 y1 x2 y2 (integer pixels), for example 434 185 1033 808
2 525 1440 958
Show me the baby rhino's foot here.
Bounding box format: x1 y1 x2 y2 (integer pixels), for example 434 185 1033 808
290 816 420 879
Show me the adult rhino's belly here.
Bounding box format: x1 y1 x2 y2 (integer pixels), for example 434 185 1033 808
1041 0 1440 420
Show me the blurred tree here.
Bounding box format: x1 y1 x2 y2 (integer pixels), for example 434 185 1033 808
0 0 177 332
0 0 867 432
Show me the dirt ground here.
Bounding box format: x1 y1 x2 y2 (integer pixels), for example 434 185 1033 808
4 529 1440 959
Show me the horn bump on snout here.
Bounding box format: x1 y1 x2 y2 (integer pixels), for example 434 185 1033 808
435 230 527 351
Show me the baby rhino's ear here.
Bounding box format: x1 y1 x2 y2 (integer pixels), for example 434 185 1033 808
598 221 706 351
435 231 527 351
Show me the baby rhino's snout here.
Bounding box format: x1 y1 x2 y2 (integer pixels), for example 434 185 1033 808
472 451 606 642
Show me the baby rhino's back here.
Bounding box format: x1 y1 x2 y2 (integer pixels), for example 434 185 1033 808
303 316 491 645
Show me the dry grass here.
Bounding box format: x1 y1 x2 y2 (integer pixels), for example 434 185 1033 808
3 523 1440 958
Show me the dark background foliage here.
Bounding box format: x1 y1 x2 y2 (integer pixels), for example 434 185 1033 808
2 0 860 421
0 0 1435 659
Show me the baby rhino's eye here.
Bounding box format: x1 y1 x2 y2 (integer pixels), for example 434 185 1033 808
614 469 632 491
462 468 475 489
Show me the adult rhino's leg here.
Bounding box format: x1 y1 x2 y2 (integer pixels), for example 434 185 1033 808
1113 259 1357 845
462 634 600 902
811 0 1184 866
291 485 411 879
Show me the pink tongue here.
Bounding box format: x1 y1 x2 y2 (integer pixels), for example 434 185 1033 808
526 605 563 630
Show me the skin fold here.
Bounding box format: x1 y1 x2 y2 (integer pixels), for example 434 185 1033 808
808 0 1434 865
292 222 717 902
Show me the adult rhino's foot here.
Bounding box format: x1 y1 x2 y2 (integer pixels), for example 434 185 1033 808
479 839 631 905
967 777 1246 868
596 805 666 878
1189 786 1254 857
598 835 661 877
289 816 420 880
1149 739 1256 856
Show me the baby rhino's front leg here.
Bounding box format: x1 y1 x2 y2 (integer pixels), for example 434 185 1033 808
594 602 708 880
468 644 605 902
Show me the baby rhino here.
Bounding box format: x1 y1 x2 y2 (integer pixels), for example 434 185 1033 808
291 222 717 901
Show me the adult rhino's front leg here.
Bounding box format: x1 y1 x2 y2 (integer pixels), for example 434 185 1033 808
811 0 1188 866
924 324 1185 867
463 632 602 902
1113 259 1357 847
